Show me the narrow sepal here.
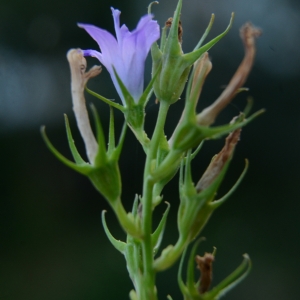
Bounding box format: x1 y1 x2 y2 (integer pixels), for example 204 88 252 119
108 106 115 156
113 67 135 107
165 0 183 56
85 87 125 112
131 194 139 217
139 63 162 106
186 239 206 295
64 114 87 165
152 202 171 255
41 126 92 175
211 159 249 209
129 290 138 300
173 109 264 152
193 14 215 51
90 104 107 166
148 1 159 14
184 13 234 66
101 211 126 254
178 246 190 296
112 120 127 161
203 254 251 300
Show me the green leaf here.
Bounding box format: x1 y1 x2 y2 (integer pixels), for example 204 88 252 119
41 126 92 175
203 254 252 300
63 114 86 165
85 86 125 112
152 202 171 255
101 211 126 254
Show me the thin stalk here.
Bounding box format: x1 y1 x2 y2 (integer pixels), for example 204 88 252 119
140 101 170 300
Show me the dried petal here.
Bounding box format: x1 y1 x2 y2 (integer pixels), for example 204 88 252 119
195 252 215 294
197 23 262 126
196 127 241 193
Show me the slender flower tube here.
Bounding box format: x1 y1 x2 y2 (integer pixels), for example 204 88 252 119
78 8 160 105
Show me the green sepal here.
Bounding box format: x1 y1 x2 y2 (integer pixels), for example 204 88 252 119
88 161 121 202
243 97 254 117
178 246 190 297
138 63 162 107
63 114 87 165
186 239 206 296
131 194 140 217
113 67 135 108
184 160 231 241
107 106 115 156
85 86 125 112
164 0 183 56
41 126 92 175
152 202 171 256
202 254 251 300
178 159 231 241
101 211 126 254
172 109 265 152
210 159 249 209
111 120 127 161
90 104 107 167
193 14 215 51
129 290 138 300
184 13 234 66
167 296 174 300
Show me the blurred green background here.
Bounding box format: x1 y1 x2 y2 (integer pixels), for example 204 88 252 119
1 0 299 299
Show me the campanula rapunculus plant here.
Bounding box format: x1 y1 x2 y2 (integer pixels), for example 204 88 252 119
42 0 263 299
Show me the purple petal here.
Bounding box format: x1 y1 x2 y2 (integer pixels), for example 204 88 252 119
78 10 160 104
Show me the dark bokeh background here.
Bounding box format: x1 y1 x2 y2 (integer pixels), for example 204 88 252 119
1 0 299 299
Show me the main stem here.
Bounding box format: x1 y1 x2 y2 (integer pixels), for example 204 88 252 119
140 101 169 300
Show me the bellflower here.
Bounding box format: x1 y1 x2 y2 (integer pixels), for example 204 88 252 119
78 8 160 105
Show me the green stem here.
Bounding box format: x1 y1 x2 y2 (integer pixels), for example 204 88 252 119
140 101 169 300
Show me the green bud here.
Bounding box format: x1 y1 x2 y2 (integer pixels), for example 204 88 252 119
151 0 234 104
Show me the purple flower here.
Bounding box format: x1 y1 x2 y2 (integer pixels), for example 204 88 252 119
78 8 160 105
